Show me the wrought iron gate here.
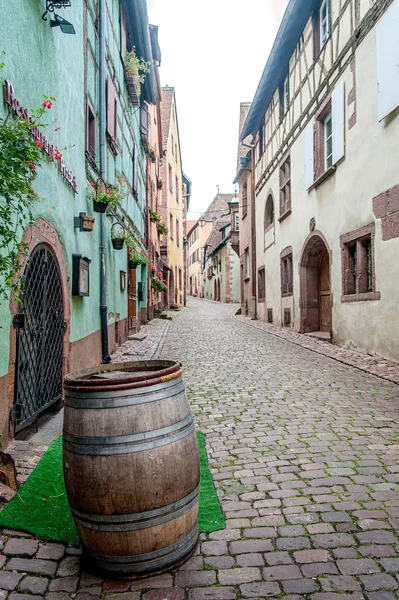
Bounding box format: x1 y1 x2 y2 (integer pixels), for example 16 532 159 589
13 245 65 433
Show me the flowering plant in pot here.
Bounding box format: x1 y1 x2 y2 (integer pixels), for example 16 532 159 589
157 178 163 190
151 276 167 294
123 230 148 268
150 263 157 276
149 147 156 163
111 223 125 250
87 177 127 213
157 221 168 236
149 210 161 224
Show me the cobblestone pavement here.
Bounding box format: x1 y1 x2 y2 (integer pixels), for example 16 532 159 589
2 297 399 599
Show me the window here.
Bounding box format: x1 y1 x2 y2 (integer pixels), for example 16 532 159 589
265 194 274 229
176 219 180 247
258 267 265 302
341 224 380 302
376 0 399 121
179 268 182 291
86 101 96 161
106 78 117 141
281 248 293 296
280 76 290 116
169 213 173 239
169 164 173 192
279 156 291 218
244 247 250 280
320 0 330 49
234 212 239 231
257 119 266 161
306 80 345 189
242 180 248 219
176 176 179 202
324 111 333 170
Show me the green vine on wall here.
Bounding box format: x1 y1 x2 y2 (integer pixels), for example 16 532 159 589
0 58 57 301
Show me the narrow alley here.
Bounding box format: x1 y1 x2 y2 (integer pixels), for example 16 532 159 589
2 297 399 599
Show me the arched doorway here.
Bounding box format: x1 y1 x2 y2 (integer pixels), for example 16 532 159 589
299 232 332 334
13 244 65 433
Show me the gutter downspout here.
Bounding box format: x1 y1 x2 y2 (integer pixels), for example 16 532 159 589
250 149 257 320
99 0 111 363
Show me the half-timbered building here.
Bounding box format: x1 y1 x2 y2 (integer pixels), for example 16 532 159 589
241 0 399 361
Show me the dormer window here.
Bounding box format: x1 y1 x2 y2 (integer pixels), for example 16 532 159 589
320 0 330 48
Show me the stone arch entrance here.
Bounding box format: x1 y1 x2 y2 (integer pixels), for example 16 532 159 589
8 219 70 440
299 231 332 334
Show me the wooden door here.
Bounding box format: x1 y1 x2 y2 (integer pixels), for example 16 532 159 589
318 249 331 332
128 267 137 333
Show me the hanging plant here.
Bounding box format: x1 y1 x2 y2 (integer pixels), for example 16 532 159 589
149 210 161 224
111 223 125 250
151 278 167 294
87 177 127 213
149 147 156 163
122 229 148 268
157 221 168 236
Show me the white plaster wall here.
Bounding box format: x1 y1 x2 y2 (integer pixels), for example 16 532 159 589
255 24 399 361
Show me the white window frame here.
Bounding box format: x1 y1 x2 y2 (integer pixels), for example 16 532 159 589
324 112 333 170
283 76 290 114
320 0 330 49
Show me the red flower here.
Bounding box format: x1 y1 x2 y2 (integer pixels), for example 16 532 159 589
42 100 53 109
54 148 62 161
90 182 95 188
35 139 44 150
54 126 60 132
42 101 47 108
29 162 36 171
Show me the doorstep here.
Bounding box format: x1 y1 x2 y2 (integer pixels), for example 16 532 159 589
303 330 332 343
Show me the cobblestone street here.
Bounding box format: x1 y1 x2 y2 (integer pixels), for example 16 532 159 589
2 297 399 599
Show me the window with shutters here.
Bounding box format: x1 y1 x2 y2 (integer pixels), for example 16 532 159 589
107 78 118 147
179 268 182 291
280 248 293 297
86 101 96 163
132 144 138 197
340 224 380 302
314 0 330 56
307 80 345 189
258 267 265 302
241 180 248 219
279 156 291 219
244 247 250 281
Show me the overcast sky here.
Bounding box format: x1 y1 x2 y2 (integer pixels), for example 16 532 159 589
147 0 289 219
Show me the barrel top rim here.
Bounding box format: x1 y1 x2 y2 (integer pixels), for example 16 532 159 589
64 360 182 388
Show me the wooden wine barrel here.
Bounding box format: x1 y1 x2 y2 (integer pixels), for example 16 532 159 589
63 360 200 577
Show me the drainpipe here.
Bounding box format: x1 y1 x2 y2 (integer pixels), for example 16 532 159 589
99 0 111 363
250 149 257 320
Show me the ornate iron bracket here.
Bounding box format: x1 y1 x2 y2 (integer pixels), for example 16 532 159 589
42 0 71 21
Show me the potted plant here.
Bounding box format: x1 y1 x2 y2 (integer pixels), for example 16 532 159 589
149 210 161 224
157 178 163 190
157 221 168 236
111 223 125 250
87 178 127 213
149 147 156 163
151 277 167 294
123 230 148 268
124 47 151 105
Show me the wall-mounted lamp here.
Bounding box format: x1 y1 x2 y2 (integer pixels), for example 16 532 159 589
74 212 95 232
50 13 76 34
42 0 71 20
183 236 188 245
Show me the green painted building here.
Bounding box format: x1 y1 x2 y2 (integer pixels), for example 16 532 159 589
0 0 158 447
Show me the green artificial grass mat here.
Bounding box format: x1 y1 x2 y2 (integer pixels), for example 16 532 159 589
0 431 225 545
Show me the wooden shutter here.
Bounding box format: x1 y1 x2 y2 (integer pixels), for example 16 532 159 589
133 144 138 193
107 78 116 139
305 122 314 190
332 79 345 164
376 0 399 121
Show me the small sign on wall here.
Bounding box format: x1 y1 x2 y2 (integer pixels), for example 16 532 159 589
72 255 90 296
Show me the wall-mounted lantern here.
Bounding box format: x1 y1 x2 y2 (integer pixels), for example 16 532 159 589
74 212 95 232
42 1 76 34
72 255 91 297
